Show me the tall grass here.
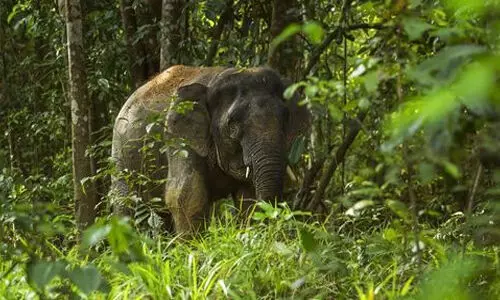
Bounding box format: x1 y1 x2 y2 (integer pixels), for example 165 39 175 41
2 201 498 299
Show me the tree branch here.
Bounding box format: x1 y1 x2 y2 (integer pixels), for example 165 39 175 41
348 23 386 30
305 111 367 211
302 22 387 78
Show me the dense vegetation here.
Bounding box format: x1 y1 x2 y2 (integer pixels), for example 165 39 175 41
1 0 499 298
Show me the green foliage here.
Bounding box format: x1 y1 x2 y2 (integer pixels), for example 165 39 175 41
3 202 499 299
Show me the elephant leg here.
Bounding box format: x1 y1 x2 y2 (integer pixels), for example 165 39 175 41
165 148 210 234
110 122 142 217
111 115 170 225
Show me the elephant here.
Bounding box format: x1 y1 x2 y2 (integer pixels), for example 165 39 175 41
110 65 310 233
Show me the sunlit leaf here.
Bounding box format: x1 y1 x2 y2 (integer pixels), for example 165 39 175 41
400 276 414 296
441 160 461 179
408 45 487 86
284 82 307 100
345 200 375 217
269 23 301 54
382 227 400 242
305 85 319 98
363 71 379 93
385 200 411 223
302 21 325 44
358 98 371 109
444 0 491 17
82 223 111 248
350 64 366 78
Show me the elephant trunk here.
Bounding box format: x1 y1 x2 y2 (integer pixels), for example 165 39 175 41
245 139 286 201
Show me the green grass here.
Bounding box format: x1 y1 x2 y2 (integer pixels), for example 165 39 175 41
1 202 499 299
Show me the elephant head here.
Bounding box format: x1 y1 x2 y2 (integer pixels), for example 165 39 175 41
166 67 310 202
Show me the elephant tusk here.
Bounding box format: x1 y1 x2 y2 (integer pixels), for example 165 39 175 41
286 165 297 182
246 166 250 179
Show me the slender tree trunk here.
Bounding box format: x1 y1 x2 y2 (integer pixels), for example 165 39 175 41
65 0 97 231
141 5 161 76
120 0 150 87
0 4 14 173
268 0 301 80
160 0 186 71
205 0 234 66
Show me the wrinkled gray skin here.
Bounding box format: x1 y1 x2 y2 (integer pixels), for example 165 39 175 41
111 65 310 233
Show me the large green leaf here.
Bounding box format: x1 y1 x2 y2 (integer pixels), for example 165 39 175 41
302 21 325 44
68 265 104 295
300 227 319 253
402 17 435 41
27 260 66 290
269 24 302 54
288 136 306 165
408 45 487 86
385 200 412 223
81 222 111 248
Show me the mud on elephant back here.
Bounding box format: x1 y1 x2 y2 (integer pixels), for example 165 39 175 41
109 65 310 234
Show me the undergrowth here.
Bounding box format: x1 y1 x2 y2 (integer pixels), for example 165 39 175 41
1 201 498 299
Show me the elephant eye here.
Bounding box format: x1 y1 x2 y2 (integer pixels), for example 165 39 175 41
228 120 241 139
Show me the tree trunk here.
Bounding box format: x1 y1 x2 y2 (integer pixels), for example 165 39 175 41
268 0 301 80
205 0 234 66
119 0 150 87
0 11 12 171
65 0 97 231
160 0 186 71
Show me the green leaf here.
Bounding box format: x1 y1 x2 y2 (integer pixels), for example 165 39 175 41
287 136 306 165
358 98 371 110
269 24 301 54
444 0 489 18
382 90 457 152
69 265 104 295
270 21 324 53
300 227 318 253
302 21 324 44
418 163 436 184
27 260 66 290
408 45 487 86
327 103 343 122
352 200 375 210
7 3 25 24
441 160 461 179
402 17 435 41
413 255 479 300
400 276 414 296
382 228 399 242
283 82 306 100
81 223 111 248
304 85 318 98
385 200 411 223
363 71 380 93
345 200 375 217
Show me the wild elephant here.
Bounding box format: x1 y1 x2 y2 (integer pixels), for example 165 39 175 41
111 65 310 233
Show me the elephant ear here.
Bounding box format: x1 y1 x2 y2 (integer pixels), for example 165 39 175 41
166 83 211 157
283 81 311 149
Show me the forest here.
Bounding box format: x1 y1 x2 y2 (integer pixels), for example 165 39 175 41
1 0 499 298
